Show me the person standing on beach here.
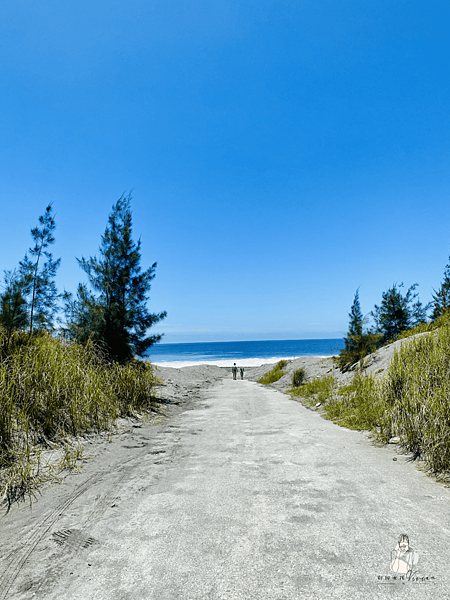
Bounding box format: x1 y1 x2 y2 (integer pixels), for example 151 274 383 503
232 363 237 380
240 367 244 380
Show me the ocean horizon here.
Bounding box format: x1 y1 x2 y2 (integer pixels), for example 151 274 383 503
145 338 344 368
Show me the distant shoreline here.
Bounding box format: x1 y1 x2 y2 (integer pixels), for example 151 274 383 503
146 338 344 367
151 355 334 369
153 338 344 346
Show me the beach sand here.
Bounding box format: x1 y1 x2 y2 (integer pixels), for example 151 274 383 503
154 331 428 397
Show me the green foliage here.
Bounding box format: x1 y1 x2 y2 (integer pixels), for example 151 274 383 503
378 327 450 475
431 255 450 320
381 308 450 345
289 370 385 430
0 329 158 507
63 283 106 346
67 194 167 363
338 332 382 372
347 288 363 338
392 320 433 342
338 289 382 371
19 204 61 335
322 372 386 430
258 360 288 385
292 368 306 387
295 324 450 477
0 270 29 353
289 375 336 406
371 283 429 343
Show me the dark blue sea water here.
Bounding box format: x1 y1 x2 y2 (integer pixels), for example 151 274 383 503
145 339 344 367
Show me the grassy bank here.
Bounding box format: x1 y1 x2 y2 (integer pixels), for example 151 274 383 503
0 329 158 509
289 325 450 479
258 360 289 385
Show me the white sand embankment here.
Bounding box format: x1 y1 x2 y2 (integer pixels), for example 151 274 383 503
154 332 429 396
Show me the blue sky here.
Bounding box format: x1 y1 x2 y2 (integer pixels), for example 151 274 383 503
1 1 449 343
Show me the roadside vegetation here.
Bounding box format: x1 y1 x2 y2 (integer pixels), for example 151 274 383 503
258 360 289 385
0 330 159 511
338 253 450 371
0 197 165 510
291 368 306 388
259 249 450 482
379 327 450 474
315 252 450 478
290 375 336 406
289 322 450 480
322 373 384 431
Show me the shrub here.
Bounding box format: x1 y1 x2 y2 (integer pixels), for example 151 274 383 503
258 360 289 385
292 368 306 387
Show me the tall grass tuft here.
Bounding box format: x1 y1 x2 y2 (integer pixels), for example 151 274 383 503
289 371 385 430
379 327 450 475
258 360 289 385
0 329 157 508
289 375 336 406
322 372 386 430
289 326 450 477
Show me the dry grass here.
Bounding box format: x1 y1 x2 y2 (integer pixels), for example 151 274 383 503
379 326 450 476
0 329 158 510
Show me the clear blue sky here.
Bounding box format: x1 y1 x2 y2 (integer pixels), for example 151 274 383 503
1 1 449 343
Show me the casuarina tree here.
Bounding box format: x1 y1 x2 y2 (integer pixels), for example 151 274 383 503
0 269 29 352
371 283 428 342
62 284 105 346
338 288 381 370
431 256 450 320
345 288 363 342
71 194 167 363
18 204 61 335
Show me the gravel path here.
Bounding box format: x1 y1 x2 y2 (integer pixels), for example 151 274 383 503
1 367 449 599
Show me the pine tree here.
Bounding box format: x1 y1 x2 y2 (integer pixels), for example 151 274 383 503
344 288 363 347
62 284 105 345
371 283 428 342
72 194 166 363
431 257 450 320
18 204 61 335
338 289 381 370
0 269 29 352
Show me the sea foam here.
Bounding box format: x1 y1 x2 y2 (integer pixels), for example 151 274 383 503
150 356 328 368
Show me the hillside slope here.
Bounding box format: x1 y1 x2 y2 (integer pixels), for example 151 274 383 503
245 332 430 392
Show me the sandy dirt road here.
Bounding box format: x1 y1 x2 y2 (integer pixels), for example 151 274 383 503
1 377 450 599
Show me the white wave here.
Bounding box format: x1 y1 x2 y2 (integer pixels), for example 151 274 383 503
149 356 329 368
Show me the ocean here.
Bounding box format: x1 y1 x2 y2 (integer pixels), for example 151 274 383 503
145 338 344 368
